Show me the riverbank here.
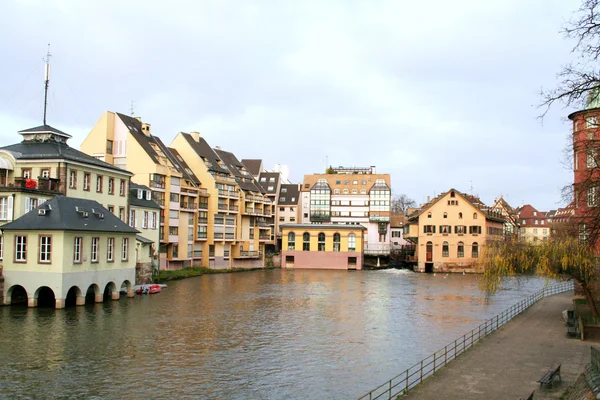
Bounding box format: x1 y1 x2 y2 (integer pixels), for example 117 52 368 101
156 265 279 282
400 292 591 400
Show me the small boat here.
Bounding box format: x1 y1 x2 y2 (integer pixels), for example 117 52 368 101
136 284 162 295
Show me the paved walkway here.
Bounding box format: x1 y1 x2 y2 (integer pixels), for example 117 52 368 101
403 292 592 400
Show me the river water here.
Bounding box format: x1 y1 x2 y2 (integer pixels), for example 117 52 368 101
0 269 550 399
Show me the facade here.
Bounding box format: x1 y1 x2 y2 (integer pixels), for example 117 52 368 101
404 189 505 273
300 166 391 256
390 214 408 249
129 183 161 283
1 197 137 308
515 204 550 243
276 184 301 248
281 224 366 270
550 202 575 236
257 171 280 251
81 112 207 270
491 196 519 238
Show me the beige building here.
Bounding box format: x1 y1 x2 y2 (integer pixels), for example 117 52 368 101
515 204 550 243
81 112 208 270
405 189 505 273
1 197 137 308
129 183 161 283
300 166 392 256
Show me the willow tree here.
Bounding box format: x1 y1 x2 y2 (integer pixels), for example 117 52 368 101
479 237 598 315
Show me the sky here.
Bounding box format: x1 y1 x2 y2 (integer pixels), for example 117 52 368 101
0 0 583 211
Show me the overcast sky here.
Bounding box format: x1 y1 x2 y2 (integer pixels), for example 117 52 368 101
0 0 582 211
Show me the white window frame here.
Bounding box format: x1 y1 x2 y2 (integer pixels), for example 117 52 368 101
91 237 99 262
39 235 51 263
15 235 27 262
121 238 129 261
73 237 82 263
107 237 114 262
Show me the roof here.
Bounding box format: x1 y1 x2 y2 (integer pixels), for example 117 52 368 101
241 159 263 176
129 183 161 209
166 147 201 185
301 173 391 193
516 204 550 227
214 149 264 193
116 113 159 164
18 124 72 139
278 184 300 205
258 172 280 194
136 234 154 244
280 223 367 231
0 141 131 175
179 132 230 174
390 214 407 228
1 196 138 233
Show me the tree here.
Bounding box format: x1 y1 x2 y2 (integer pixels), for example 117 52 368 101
325 166 337 174
391 193 416 215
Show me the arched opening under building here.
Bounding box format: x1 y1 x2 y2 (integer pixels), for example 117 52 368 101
8 285 28 306
120 280 132 296
103 282 116 301
85 284 99 304
65 286 82 307
35 286 56 308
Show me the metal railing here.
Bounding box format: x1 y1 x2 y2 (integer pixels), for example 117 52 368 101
358 280 574 400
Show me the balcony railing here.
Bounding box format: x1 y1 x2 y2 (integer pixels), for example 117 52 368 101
310 213 331 222
214 232 224 239
218 204 228 210
225 233 235 240
237 250 262 258
155 199 165 207
245 207 255 214
228 191 240 198
364 243 391 255
197 232 208 239
180 201 197 210
198 217 208 224
229 205 239 211
149 180 166 189
198 202 209 209
1 177 61 194
259 235 271 240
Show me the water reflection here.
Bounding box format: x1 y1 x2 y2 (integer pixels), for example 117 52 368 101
0 269 549 399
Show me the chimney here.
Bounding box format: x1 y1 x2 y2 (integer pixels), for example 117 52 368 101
427 195 431 203
135 117 142 122
190 131 201 142
370 165 376 174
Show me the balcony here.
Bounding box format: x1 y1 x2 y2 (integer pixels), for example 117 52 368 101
198 217 208 224
257 218 270 227
245 207 255 214
236 250 262 259
155 199 166 207
225 233 236 240
193 250 203 258
197 187 209 195
218 203 229 210
229 205 239 212
1 177 62 195
180 201 197 210
370 214 390 222
228 191 240 199
149 180 166 190
214 232 224 239
364 243 391 256
197 232 208 240
198 202 209 210
310 213 331 222
259 235 271 241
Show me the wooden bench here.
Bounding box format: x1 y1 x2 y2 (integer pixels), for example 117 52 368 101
538 364 561 388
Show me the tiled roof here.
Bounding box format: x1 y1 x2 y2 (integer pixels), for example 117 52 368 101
258 172 280 193
1 196 138 233
214 149 264 193
180 133 229 174
241 159 263 176
166 147 201 185
278 184 300 205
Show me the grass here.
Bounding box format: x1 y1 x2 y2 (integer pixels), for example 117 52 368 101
156 265 279 282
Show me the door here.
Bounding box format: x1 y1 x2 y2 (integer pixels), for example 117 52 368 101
426 241 433 262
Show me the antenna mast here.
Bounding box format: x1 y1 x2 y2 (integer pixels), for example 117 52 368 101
43 44 52 125
130 100 135 117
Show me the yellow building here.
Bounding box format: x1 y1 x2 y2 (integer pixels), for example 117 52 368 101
515 204 551 243
129 183 161 283
81 112 208 270
170 132 268 268
281 224 366 269
1 196 137 308
405 189 505 273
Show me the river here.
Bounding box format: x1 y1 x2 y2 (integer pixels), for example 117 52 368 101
0 269 551 399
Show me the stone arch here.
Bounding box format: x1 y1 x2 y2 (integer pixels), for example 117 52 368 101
65 286 83 307
34 286 56 308
85 284 100 304
6 285 27 306
103 281 118 301
120 280 133 298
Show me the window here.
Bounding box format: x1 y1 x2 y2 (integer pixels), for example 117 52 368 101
142 211 148 228
120 179 126 196
348 233 356 252
533 228 538 234
73 237 82 263
535 220 539 225
22 168 31 179
333 189 340 194
280 197 286 202
543 229 548 235
96 175 103 193
588 149 598 168
458 212 463 219
427 212 432 218
129 209 137 228
0 235 3 260
119 207 125 221
151 212 157 229
260 177 266 182
455 225 467 234
360 189 366 194
39 235 51 263
288 232 296 250
107 237 114 261
169 227 179 235
303 232 310 251
106 140 114 154
440 225 451 234
41 168 50 178
122 238 129 260
333 233 341 252
588 187 599 207
91 237 99 262
423 225 436 234
353 180 358 185
25 197 38 213
442 241 449 257
170 193 179 202
469 226 482 234
83 173 91 191
457 241 464 258
443 212 447 218
0 196 9 220
108 178 114 194
69 170 77 189
342 189 349 194
472 242 479 258
15 235 27 262
318 232 325 251
587 116 598 128
580 223 588 243
473 213 478 219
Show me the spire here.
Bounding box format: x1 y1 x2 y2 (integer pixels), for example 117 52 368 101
43 44 51 125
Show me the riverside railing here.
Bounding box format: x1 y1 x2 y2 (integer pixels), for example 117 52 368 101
358 280 575 400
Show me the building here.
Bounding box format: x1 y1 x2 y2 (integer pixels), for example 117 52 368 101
276 184 301 248
300 166 391 256
1 196 137 308
515 204 550 243
491 196 519 238
256 171 281 251
280 224 366 269
81 112 207 270
129 183 161 283
550 202 575 236
390 214 408 249
241 159 264 178
404 189 505 273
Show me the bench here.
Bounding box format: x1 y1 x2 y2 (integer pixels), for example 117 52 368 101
538 364 561 388
519 390 534 400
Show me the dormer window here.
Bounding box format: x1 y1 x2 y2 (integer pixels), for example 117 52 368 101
137 189 143 199
450 191 455 198
146 190 152 201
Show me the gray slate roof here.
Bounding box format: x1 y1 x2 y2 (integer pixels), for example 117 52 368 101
1 196 138 234
215 149 265 193
241 159 263 176
180 133 230 174
129 183 161 209
257 172 280 194
278 184 300 205
18 124 72 138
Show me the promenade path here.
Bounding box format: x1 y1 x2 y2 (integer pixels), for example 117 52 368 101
402 292 592 400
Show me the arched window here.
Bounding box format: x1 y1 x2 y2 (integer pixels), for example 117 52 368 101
360 189 366 194
443 212 447 219
333 189 340 194
343 189 349 194
288 232 296 251
351 189 358 194
458 212 463 219
457 241 464 258
348 233 356 252
318 232 326 251
450 191 455 197
427 212 432 218
333 233 341 252
303 232 310 251
472 242 479 258
473 213 478 219
442 241 449 257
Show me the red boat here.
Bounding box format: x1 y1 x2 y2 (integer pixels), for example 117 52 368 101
136 284 162 295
